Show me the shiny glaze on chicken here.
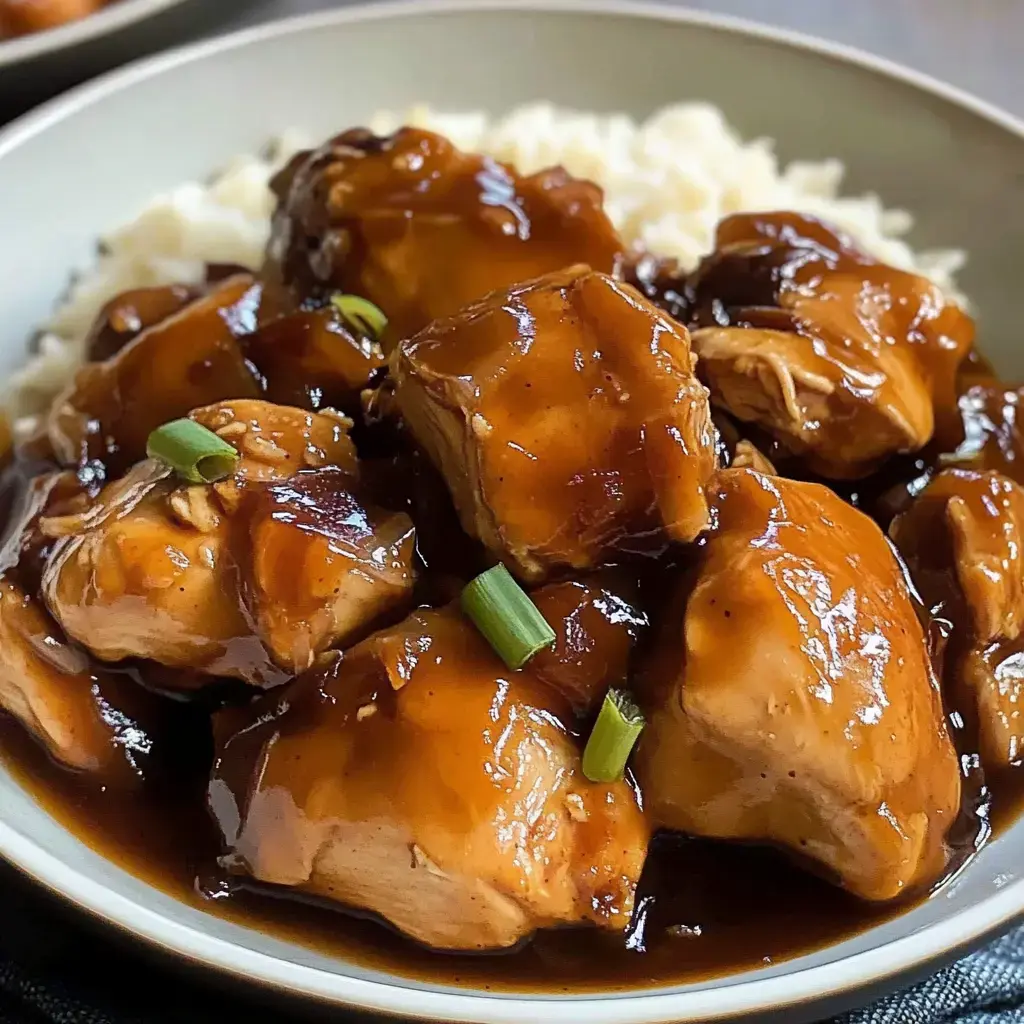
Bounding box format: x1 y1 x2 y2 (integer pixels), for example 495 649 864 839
391 266 717 580
682 212 975 479
892 469 1024 771
636 468 960 901
267 128 623 347
211 604 648 951
0 123 1019 993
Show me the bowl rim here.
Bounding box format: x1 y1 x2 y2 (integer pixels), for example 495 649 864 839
3 1 1024 1020
0 0 190 70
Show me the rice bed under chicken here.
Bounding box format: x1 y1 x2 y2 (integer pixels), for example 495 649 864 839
5 101 965 429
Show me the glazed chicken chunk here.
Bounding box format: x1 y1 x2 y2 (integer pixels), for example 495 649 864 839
41 401 415 688
948 383 1024 482
891 468 1024 768
0 579 184 786
84 283 201 362
242 300 387 416
266 127 623 345
210 605 649 951
635 467 961 901
684 212 974 478
391 267 718 581
48 275 261 478
0 472 180 784
529 575 648 715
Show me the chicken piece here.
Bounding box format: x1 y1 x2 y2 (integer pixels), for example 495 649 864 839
685 212 974 479
891 468 1024 768
731 439 777 474
0 469 177 784
0 580 154 782
242 303 386 416
85 283 199 362
41 401 415 688
947 383 1024 483
41 460 278 687
189 399 358 487
635 467 961 901
391 267 717 581
247 468 416 671
210 605 648 951
47 275 261 479
622 252 690 324
530 576 648 715
266 127 623 346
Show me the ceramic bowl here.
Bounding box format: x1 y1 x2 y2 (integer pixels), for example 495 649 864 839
0 0 246 120
1 3 1023 1022
0 0 190 70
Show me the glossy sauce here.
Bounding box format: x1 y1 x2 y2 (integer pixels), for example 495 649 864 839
0 194 1019 991
0 522 1016 991
266 127 623 347
4 706 999 993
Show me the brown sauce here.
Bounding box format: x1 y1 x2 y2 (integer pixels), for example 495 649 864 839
0 209 1021 993
0 612 1019 993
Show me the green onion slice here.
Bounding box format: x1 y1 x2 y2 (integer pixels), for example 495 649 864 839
461 564 556 670
146 419 241 484
582 689 645 783
331 293 388 340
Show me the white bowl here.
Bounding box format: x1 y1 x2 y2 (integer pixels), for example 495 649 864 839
1 3 1024 1022
0 0 191 69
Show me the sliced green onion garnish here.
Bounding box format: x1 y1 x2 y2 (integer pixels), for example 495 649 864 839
146 419 241 484
461 564 556 670
582 689 645 783
331 293 388 340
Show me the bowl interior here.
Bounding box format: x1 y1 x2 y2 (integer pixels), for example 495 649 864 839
1 3 1024 1020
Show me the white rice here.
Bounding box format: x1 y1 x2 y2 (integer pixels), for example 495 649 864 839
7 102 966 429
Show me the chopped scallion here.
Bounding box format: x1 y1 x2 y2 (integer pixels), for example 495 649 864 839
331 293 388 340
582 689 645 783
146 419 241 484
461 564 556 670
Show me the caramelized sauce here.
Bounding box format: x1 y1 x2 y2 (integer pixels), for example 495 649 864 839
0 548 1016 992
0 206 1019 992
4 708 996 993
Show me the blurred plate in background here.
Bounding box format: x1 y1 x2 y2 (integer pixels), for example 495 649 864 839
0 0 263 120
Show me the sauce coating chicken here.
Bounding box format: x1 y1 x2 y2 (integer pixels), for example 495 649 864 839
635 467 961 901
266 127 623 346
0 471 181 784
210 605 649 951
684 213 974 479
243 302 386 417
391 267 717 581
891 469 1024 769
41 401 415 688
530 576 648 715
950 384 1024 483
48 275 261 481
84 284 201 362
